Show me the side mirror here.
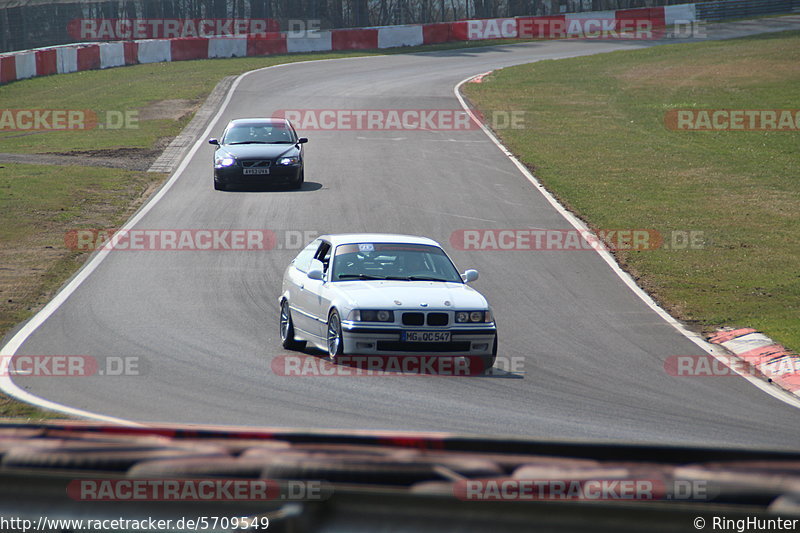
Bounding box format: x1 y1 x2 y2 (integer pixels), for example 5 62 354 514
462 269 479 283
208 138 219 145
297 138 309 144
307 259 325 281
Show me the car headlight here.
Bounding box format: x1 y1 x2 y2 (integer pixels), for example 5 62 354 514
278 156 300 166
455 310 492 323
347 310 394 322
215 156 235 168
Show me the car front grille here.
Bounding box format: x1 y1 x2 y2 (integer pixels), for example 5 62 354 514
376 341 472 353
401 312 450 326
427 313 448 326
402 313 424 326
240 160 271 168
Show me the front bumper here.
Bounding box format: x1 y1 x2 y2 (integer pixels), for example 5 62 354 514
339 322 497 356
214 164 301 186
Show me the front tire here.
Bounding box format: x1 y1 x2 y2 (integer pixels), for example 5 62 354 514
327 309 345 361
289 169 304 190
280 300 306 351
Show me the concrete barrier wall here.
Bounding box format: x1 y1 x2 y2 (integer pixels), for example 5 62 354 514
137 39 171 64
209 37 247 58
285 31 333 53
14 51 36 79
377 25 423 48
56 46 78 74
99 42 125 69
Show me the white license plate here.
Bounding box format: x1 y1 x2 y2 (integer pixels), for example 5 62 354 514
243 168 270 175
402 331 451 343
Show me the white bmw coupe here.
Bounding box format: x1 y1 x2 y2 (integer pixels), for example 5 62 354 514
279 234 498 370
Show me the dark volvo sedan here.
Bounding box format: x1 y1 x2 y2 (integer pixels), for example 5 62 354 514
209 118 308 190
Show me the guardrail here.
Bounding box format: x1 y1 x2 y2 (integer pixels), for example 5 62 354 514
0 0 695 54
695 0 798 21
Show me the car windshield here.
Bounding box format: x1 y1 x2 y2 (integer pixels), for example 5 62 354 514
331 243 462 282
223 123 295 144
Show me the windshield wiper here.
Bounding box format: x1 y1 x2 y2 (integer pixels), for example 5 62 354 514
227 141 270 145
337 274 387 280
407 276 451 282
376 275 452 282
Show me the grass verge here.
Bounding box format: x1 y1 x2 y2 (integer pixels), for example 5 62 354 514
463 30 799 351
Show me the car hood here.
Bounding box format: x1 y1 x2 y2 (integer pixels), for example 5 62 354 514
332 281 489 310
220 143 298 159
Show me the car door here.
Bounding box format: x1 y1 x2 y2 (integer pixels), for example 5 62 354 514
286 239 321 337
299 241 332 339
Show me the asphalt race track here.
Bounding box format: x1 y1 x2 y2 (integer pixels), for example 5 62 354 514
7 17 800 449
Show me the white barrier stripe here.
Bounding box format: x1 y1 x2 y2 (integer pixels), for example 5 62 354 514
14 51 36 79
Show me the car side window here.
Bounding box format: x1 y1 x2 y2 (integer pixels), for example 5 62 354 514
293 240 320 273
314 242 332 272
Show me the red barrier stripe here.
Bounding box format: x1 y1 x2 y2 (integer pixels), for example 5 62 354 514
616 7 666 28
123 41 139 65
422 22 452 44
35 48 58 76
331 28 378 50
246 33 287 56
450 21 469 40
76 45 101 70
170 38 209 61
0 55 16 83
